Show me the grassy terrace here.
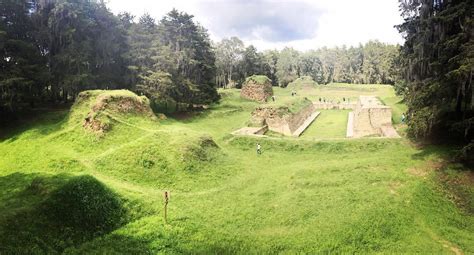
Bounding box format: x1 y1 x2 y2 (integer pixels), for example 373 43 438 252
0 84 472 254
301 110 350 139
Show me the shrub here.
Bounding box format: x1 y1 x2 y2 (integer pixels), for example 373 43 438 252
458 142 474 167
43 175 127 235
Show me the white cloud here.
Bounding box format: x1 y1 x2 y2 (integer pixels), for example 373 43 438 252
106 0 404 51
194 0 324 42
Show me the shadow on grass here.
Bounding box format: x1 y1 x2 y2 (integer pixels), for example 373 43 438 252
63 233 154 254
411 145 457 161
0 109 69 143
0 172 72 254
0 172 128 254
0 172 70 211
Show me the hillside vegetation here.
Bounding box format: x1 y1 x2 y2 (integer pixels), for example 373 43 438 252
287 76 319 90
244 75 272 85
0 84 472 254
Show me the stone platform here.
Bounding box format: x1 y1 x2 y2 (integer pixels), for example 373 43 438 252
380 125 401 138
347 96 400 138
346 111 354 138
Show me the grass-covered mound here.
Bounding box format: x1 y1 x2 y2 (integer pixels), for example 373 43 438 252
285 97 313 113
43 175 128 235
244 75 272 85
0 173 131 254
72 90 156 134
287 76 319 90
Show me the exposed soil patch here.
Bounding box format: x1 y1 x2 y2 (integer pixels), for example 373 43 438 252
407 160 445 178
435 167 474 214
428 230 464 255
76 90 156 134
409 159 473 213
441 240 464 255
388 181 402 195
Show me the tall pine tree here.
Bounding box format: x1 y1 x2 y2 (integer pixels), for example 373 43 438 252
397 0 473 164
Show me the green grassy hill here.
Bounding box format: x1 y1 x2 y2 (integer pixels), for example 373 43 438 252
287 76 319 91
0 85 472 254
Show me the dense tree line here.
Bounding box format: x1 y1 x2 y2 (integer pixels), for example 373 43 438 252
214 37 400 88
0 0 130 112
126 10 219 112
0 0 219 122
397 0 473 163
1 0 403 124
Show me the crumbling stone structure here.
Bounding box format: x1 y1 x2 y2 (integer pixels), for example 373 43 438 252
347 96 399 138
250 99 319 137
77 90 156 135
240 75 273 102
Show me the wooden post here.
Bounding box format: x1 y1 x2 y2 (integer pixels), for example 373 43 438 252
164 191 169 223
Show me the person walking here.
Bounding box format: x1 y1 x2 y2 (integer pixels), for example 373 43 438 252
256 143 262 155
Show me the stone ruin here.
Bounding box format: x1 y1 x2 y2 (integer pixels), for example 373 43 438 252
313 101 356 110
245 98 319 137
75 90 157 135
232 93 400 139
347 96 400 138
240 75 273 102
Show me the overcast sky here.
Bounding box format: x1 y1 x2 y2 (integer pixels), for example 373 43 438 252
107 0 405 51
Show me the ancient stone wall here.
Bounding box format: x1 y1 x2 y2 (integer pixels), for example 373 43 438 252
265 113 293 136
251 107 291 135
251 103 316 136
240 81 273 102
351 96 396 138
287 103 316 133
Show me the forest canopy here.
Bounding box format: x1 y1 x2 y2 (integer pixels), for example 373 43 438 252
214 38 400 88
0 0 219 117
0 0 400 120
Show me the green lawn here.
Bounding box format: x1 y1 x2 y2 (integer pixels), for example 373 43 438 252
301 110 349 139
0 84 472 254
